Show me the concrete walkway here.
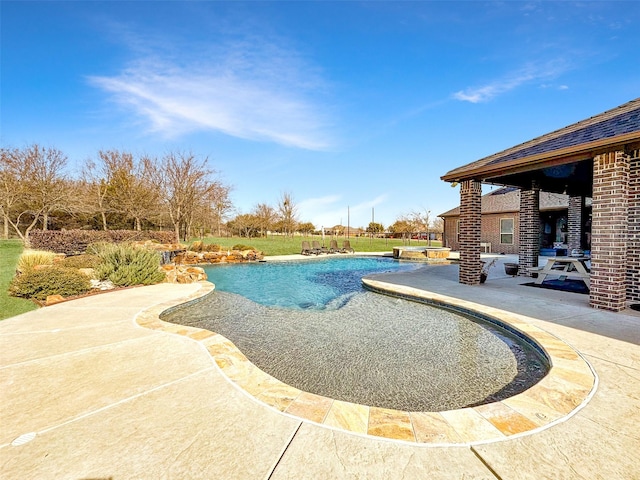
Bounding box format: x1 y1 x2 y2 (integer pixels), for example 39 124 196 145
1 256 639 479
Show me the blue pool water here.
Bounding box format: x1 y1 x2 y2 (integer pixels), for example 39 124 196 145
165 256 550 411
204 256 421 310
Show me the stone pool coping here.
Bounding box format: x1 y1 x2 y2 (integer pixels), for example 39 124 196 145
135 280 597 446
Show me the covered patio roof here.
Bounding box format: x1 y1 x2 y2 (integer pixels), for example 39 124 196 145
441 98 640 196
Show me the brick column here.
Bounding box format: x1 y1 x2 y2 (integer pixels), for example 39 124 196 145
518 182 540 275
590 151 629 311
459 180 482 285
627 150 640 303
567 195 584 252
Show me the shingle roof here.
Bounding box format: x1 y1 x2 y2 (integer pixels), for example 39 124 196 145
442 98 640 182
438 187 571 217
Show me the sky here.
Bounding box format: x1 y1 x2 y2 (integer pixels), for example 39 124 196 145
2 1 640 230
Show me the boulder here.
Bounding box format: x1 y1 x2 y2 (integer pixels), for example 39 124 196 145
163 265 207 284
45 294 65 305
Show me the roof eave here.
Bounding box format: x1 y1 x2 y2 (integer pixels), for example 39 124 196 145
441 132 640 183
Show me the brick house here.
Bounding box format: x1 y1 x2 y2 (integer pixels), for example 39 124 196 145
441 98 640 312
439 187 590 255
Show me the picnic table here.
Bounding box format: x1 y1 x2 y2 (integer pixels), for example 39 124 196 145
531 257 591 288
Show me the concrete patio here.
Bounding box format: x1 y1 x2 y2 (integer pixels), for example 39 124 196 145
1 255 639 479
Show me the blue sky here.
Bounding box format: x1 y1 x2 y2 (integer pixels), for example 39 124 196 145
2 1 639 230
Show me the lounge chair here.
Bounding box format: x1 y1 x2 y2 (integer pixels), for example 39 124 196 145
341 240 354 253
301 241 313 255
328 239 339 253
312 240 328 254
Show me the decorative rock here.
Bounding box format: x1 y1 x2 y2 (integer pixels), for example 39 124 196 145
90 279 115 291
173 249 263 265
45 294 65 305
163 265 207 284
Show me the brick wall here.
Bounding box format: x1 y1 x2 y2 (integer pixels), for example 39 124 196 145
481 213 520 254
442 213 520 254
459 180 482 285
567 196 584 251
591 151 629 311
519 184 540 273
627 149 640 303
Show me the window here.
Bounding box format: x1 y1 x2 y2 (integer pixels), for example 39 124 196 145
500 218 514 244
456 219 460 242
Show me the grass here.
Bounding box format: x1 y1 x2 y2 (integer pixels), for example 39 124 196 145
0 239 39 320
190 235 442 256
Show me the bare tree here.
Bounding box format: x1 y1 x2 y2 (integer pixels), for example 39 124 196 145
277 192 298 238
410 208 432 245
253 203 276 238
153 151 221 242
0 148 22 239
1 145 70 242
82 154 114 230
209 183 233 237
103 152 160 231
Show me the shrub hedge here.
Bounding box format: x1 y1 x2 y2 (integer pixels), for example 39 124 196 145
9 266 92 301
29 230 176 255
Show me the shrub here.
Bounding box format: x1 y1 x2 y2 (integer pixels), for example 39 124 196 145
9 266 92 301
232 244 255 251
59 254 102 269
16 249 57 273
92 243 165 287
205 244 222 252
189 241 204 252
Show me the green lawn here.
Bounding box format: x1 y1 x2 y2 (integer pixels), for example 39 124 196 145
0 239 38 320
190 235 441 256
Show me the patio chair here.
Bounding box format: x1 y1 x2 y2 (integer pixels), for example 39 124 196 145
341 240 354 253
328 239 339 253
301 241 313 256
312 240 328 254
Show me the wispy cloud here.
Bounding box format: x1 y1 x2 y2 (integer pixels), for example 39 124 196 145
88 33 335 150
453 59 570 103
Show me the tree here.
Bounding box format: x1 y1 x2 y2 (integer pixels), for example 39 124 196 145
411 208 432 245
389 217 414 244
1 145 70 242
277 192 298 238
209 183 233 237
297 222 316 236
0 148 22 239
253 203 276 237
106 152 160 231
228 213 259 238
366 222 384 236
153 151 221 242
81 151 122 231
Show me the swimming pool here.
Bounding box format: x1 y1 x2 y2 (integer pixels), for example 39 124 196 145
202 256 422 310
163 256 549 411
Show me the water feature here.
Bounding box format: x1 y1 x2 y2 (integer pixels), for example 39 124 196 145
163 257 549 411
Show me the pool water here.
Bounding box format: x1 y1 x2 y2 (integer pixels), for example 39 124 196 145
165 257 549 411
203 256 421 310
